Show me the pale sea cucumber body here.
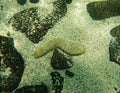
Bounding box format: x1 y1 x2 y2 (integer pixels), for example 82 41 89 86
34 37 86 58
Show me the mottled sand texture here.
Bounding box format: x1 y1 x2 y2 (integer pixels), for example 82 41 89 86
0 0 120 93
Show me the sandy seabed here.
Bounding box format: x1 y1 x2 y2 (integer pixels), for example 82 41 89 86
0 0 120 93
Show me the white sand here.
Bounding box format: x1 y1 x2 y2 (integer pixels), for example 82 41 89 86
0 0 120 93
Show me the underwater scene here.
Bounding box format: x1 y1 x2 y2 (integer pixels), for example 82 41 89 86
0 0 120 93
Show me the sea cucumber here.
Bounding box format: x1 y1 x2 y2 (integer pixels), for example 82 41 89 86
33 37 86 58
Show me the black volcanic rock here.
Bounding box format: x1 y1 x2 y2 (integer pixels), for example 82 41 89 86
65 70 74 78
14 83 48 93
0 36 24 92
51 49 73 70
66 0 72 4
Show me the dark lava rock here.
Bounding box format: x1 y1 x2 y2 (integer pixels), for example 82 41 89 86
30 0 39 3
87 1 120 20
14 83 48 93
51 49 73 70
17 0 27 5
0 36 24 92
8 7 48 43
9 0 67 43
65 70 74 78
109 38 120 65
110 25 120 37
66 0 72 4
50 71 64 93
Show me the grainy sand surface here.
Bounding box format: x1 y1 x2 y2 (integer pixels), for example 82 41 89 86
0 0 120 93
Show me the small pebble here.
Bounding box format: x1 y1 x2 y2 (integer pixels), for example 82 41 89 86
17 0 27 5
30 0 39 3
50 71 60 77
66 0 72 4
65 70 74 78
7 32 10 36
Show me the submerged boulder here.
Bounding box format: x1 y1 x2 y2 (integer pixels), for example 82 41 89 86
0 36 24 92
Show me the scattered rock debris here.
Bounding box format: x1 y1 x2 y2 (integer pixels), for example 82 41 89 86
50 71 64 93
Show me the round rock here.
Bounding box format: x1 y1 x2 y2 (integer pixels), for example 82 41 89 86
17 0 27 5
